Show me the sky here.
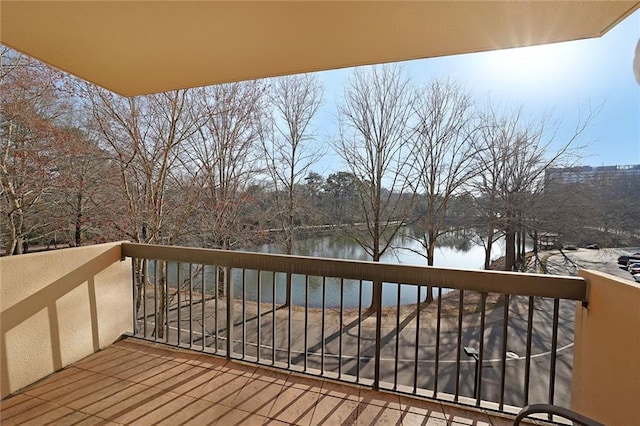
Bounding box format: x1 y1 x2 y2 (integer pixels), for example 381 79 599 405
310 9 640 176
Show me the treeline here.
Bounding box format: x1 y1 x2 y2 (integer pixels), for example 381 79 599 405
2 47 638 272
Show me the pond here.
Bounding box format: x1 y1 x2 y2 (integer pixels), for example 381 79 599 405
153 228 530 308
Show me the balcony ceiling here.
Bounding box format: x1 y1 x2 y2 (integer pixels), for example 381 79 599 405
1 1 639 97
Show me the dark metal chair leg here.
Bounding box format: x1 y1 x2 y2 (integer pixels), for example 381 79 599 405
513 404 605 426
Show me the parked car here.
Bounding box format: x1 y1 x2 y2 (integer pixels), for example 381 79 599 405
563 244 578 251
586 244 599 250
617 253 640 266
628 263 640 274
634 273 640 283
626 259 640 270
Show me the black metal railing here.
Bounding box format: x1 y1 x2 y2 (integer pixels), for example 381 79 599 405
122 242 587 415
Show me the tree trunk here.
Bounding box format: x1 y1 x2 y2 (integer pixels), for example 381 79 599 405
426 233 436 267
484 225 494 270
284 273 292 308
283 227 293 307
370 279 382 313
505 230 516 271
217 267 225 297
5 210 23 256
75 192 83 247
14 236 24 255
157 260 166 338
369 245 382 311
135 258 146 319
424 232 436 303
218 240 229 297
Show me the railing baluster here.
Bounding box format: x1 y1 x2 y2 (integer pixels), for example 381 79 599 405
242 269 247 358
304 275 309 372
434 287 442 397
214 266 218 353
142 259 147 338
476 292 487 404
356 279 362 383
454 289 464 401
374 280 383 390
201 265 206 351
226 266 233 359
321 277 326 375
177 262 181 346
165 261 170 343
189 263 193 348
272 271 276 365
287 274 292 368
394 283 401 390
499 294 510 410
524 296 534 405
413 285 421 394
548 298 560 417
339 278 344 379
257 271 262 363
131 258 137 335
154 260 158 341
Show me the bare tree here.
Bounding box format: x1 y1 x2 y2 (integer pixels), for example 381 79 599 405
409 79 478 262
406 78 479 302
0 48 68 255
85 88 203 245
85 86 205 337
470 108 515 269
263 74 323 306
264 74 324 254
189 82 267 298
472 105 591 270
335 64 415 310
190 81 267 251
49 127 113 247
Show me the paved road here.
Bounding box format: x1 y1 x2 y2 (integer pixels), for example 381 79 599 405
544 247 640 281
138 291 575 408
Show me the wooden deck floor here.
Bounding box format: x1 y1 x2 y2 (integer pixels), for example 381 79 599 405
1 338 527 425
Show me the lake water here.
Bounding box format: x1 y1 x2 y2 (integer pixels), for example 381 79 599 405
155 228 529 308
255 229 507 269
244 229 518 308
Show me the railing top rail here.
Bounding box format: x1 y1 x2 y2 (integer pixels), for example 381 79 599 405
121 242 587 301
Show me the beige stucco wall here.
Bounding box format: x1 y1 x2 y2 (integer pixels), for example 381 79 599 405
572 270 640 425
0 242 132 398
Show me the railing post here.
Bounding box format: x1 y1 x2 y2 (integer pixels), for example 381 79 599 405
226 266 233 359
131 257 137 335
373 280 382 390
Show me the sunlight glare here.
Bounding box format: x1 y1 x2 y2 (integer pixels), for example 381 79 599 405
476 42 586 97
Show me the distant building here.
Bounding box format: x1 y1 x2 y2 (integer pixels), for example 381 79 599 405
545 164 640 186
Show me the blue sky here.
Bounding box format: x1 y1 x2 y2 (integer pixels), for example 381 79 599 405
311 9 640 175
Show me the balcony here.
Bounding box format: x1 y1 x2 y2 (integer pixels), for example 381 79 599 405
2 338 519 425
1 242 639 425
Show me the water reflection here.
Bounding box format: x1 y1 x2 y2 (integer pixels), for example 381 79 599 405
234 270 431 309
258 227 516 270
148 228 529 308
